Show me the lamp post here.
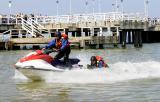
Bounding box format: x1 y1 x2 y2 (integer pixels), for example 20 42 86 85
120 0 124 13
98 0 101 14
69 0 72 15
115 0 118 12
144 0 149 20
56 0 59 17
85 0 88 14
92 0 95 15
8 0 12 24
112 3 115 12
8 1 12 15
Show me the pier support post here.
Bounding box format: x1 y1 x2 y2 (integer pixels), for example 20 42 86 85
90 28 94 36
128 31 131 44
121 31 126 48
134 30 138 47
138 31 143 47
98 27 104 49
130 31 133 43
100 27 102 36
134 30 143 48
116 27 119 37
5 41 13 50
108 27 111 36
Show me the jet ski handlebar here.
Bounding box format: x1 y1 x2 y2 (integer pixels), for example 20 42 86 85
42 48 59 54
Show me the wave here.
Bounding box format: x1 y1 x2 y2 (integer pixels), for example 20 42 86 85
13 61 160 83
46 61 160 83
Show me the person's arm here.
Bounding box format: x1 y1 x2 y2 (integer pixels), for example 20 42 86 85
97 61 103 68
60 39 68 51
45 40 56 49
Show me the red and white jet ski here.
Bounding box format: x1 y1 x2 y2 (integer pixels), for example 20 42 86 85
14 50 82 81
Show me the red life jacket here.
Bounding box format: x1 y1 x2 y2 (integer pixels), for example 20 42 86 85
55 39 62 49
61 33 68 39
96 56 108 68
61 33 70 47
96 56 103 61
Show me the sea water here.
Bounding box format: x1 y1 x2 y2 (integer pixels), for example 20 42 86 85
0 44 160 102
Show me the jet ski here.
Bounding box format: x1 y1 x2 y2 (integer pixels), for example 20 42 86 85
14 50 82 81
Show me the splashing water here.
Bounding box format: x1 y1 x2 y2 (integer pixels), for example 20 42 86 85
13 70 28 80
14 60 160 83
45 61 160 83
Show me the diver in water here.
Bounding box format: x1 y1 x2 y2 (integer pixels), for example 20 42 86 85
87 56 109 69
43 32 71 65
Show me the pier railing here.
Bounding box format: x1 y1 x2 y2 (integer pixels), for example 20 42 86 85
0 12 151 25
0 31 11 42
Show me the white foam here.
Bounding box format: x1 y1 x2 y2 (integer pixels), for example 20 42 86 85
45 61 160 83
13 54 160 83
13 69 28 80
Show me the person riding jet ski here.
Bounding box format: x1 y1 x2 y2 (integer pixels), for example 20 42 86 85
43 32 71 65
87 56 109 69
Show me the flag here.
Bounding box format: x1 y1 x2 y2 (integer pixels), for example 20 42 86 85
56 0 59 4
8 1 12 8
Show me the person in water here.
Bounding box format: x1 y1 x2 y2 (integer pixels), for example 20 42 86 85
44 32 71 64
88 56 109 69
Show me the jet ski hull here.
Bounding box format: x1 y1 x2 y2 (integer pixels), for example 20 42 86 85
14 50 82 81
15 59 64 81
15 66 62 81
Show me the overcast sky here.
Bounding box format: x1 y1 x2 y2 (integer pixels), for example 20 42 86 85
0 0 159 17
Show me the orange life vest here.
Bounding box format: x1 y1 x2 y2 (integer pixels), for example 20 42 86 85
96 56 103 61
96 56 108 68
61 33 68 39
55 39 62 49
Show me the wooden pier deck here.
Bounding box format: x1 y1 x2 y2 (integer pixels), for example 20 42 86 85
0 36 118 50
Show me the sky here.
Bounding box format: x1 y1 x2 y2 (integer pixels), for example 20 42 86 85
0 0 159 17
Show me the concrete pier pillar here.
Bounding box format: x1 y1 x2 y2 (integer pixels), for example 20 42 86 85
108 27 111 36
74 32 76 38
130 31 133 43
63 29 66 33
68 32 72 37
90 28 94 36
128 31 131 44
81 28 85 37
100 27 102 36
138 31 143 47
80 28 85 48
122 31 126 48
48 30 51 37
5 41 13 50
99 27 103 49
134 30 142 48
134 30 139 47
116 27 120 43
126 31 129 43
116 27 119 36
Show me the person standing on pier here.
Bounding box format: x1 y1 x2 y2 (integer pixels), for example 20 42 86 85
43 32 71 65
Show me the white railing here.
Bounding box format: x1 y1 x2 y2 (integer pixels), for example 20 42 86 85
21 18 45 37
1 12 160 26
33 12 146 24
0 30 11 42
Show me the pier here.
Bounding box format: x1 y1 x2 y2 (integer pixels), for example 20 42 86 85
0 12 160 50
